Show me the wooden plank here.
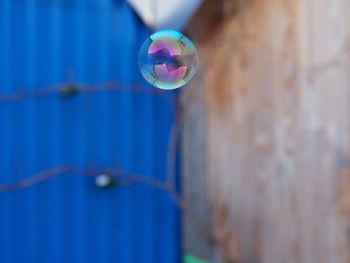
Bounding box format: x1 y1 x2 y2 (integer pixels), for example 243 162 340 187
184 0 350 261
181 71 213 260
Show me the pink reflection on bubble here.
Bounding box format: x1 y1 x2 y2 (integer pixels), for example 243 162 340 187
154 64 187 83
148 40 179 57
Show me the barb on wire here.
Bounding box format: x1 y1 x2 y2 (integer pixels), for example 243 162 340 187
0 164 168 193
0 161 213 240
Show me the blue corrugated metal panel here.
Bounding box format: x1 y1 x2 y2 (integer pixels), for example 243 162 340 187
0 1 181 262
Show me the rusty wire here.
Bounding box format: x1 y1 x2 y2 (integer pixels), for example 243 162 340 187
0 80 213 241
0 81 166 102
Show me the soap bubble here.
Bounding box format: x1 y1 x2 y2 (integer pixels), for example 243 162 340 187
138 30 198 90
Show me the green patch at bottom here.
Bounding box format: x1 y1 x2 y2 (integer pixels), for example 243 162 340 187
183 253 210 263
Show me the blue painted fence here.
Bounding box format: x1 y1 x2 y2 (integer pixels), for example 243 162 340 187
0 0 180 262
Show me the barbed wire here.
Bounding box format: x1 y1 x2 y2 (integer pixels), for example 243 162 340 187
0 164 168 192
0 81 182 193
0 163 213 239
0 81 213 240
0 81 167 103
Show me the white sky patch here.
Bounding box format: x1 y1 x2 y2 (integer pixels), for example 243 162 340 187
127 0 203 31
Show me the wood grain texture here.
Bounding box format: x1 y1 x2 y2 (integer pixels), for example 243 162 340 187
181 69 213 260
184 0 350 262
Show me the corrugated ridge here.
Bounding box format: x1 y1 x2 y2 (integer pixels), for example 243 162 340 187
0 0 181 262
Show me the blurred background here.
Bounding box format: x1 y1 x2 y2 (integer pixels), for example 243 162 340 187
1 0 350 262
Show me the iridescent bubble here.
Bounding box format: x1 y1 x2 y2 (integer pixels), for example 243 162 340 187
138 30 198 90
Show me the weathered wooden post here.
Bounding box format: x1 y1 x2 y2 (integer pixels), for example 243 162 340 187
183 0 350 262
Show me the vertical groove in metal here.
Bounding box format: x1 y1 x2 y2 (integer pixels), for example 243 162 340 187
11 0 23 261
25 0 38 262
73 1 87 262
0 1 12 263
0 1 180 262
110 3 135 262
85 0 111 262
50 1 63 262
